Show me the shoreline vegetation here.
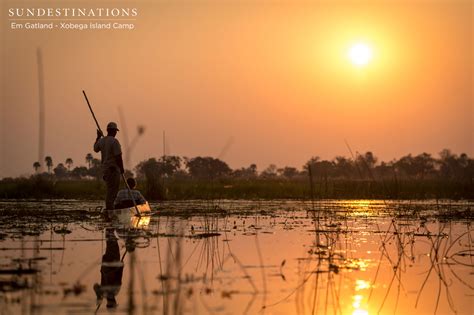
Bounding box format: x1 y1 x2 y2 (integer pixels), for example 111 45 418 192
1 149 473 200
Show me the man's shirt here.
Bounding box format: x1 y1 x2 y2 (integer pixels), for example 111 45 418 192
94 136 122 170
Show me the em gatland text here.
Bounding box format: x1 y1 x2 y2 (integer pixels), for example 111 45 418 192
8 7 138 31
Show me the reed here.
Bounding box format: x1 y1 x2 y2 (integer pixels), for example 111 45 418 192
0 177 472 200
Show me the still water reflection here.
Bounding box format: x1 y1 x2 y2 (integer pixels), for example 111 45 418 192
0 200 472 314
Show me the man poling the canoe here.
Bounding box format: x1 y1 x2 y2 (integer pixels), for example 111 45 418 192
93 121 124 210
82 90 141 216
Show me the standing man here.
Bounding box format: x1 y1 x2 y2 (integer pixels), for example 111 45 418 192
94 122 124 210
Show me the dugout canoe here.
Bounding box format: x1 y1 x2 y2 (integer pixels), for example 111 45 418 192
107 202 152 229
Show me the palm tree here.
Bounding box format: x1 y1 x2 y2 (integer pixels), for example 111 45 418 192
33 161 41 173
44 156 53 173
85 153 93 169
65 158 73 171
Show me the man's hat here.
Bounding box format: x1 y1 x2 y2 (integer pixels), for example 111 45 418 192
106 122 119 131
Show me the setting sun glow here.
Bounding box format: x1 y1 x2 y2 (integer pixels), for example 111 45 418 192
348 43 373 67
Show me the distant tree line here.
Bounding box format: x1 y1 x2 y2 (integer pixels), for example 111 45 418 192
25 149 473 183
130 150 473 200
0 149 471 200
133 149 473 181
30 153 103 180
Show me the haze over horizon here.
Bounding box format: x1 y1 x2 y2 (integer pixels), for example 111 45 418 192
1 0 472 178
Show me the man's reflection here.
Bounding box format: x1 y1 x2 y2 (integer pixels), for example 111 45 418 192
94 228 124 309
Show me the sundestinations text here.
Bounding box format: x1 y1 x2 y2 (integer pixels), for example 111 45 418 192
8 7 138 18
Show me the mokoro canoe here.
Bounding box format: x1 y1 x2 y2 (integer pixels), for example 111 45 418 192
107 202 152 229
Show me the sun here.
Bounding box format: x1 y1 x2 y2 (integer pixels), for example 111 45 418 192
348 43 373 67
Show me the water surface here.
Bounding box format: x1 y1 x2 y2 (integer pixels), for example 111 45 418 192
0 200 472 314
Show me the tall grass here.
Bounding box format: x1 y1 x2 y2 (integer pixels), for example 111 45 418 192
0 177 472 200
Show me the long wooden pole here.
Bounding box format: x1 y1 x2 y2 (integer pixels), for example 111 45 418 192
82 90 102 133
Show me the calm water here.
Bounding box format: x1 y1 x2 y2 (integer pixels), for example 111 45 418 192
0 200 472 315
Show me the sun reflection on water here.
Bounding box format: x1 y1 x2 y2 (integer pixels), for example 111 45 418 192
351 280 371 315
356 279 371 290
348 200 372 216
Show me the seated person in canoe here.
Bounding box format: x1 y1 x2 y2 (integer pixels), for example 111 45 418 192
113 178 147 209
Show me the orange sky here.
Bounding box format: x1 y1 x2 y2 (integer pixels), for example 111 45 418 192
0 0 472 177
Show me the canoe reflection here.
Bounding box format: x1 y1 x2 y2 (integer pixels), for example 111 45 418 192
95 205 151 311
94 228 124 309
